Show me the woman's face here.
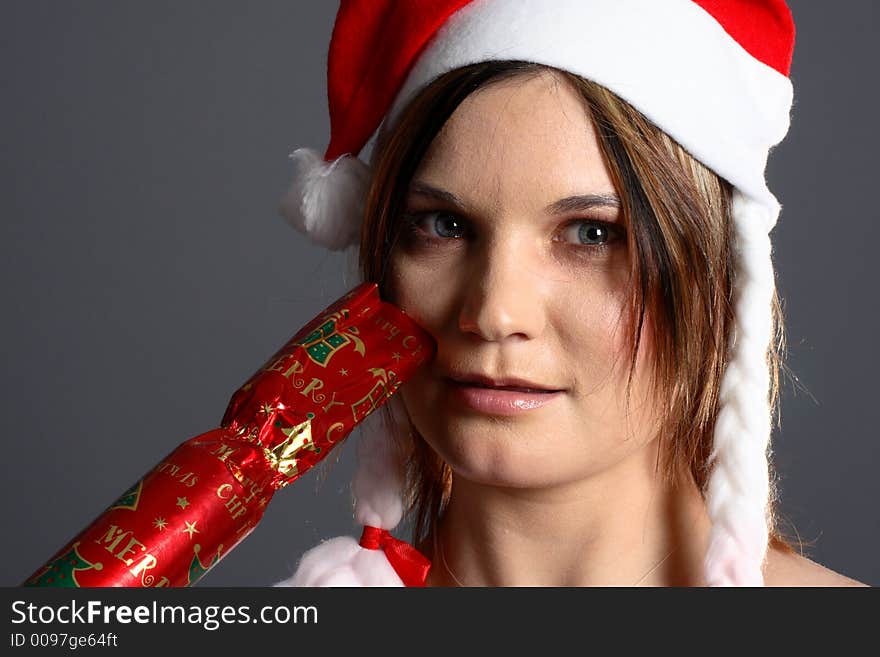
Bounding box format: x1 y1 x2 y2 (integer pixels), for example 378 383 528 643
388 71 660 490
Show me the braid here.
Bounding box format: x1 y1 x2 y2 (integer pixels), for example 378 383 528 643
704 190 777 586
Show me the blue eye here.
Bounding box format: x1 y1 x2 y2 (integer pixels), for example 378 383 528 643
405 211 467 239
559 220 616 246
433 213 465 238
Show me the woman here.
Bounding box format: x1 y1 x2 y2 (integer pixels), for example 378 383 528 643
276 0 866 586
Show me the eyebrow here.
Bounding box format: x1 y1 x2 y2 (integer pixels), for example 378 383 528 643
545 192 621 215
407 181 465 207
407 181 621 215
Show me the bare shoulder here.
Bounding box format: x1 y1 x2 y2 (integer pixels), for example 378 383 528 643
763 546 869 587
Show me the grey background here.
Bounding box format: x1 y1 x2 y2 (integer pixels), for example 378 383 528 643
1 2 876 587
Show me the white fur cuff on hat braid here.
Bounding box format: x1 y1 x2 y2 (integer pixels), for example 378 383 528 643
352 400 407 530
278 148 370 251
703 190 777 587
274 399 409 587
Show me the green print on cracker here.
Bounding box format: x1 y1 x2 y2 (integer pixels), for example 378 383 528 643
24 542 103 587
299 314 365 367
108 479 143 512
187 544 222 586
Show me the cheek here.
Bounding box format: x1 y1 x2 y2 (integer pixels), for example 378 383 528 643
386 254 454 436
592 303 660 441
556 287 661 445
386 251 460 337
558 281 632 380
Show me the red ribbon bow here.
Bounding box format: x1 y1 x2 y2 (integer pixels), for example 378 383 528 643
359 525 432 587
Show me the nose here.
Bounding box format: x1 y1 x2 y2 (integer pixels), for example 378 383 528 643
457 236 547 342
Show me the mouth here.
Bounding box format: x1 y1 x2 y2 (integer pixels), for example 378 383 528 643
444 375 565 415
447 374 564 393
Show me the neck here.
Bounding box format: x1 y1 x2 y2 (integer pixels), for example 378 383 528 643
425 439 712 586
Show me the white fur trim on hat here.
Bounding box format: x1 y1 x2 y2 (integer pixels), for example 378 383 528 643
381 0 792 225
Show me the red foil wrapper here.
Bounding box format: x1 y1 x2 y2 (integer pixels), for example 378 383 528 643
23 283 433 587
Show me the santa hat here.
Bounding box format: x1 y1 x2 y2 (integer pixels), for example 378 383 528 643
275 0 796 587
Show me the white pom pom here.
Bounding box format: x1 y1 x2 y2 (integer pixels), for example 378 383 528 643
274 537 403 587
278 148 370 251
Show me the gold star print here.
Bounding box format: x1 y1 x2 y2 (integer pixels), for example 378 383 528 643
176 496 190 510
153 517 168 531
392 352 402 362
338 368 348 376
260 402 275 416
182 520 199 539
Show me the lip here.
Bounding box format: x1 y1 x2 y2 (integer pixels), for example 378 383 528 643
447 372 561 391
445 376 564 416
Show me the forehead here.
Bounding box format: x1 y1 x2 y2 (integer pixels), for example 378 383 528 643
413 70 616 204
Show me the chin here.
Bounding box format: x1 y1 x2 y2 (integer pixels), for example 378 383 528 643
422 423 586 490
400 389 628 490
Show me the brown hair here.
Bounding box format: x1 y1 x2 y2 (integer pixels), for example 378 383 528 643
359 61 798 554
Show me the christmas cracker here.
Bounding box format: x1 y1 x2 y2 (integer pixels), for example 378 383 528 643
23 283 433 587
